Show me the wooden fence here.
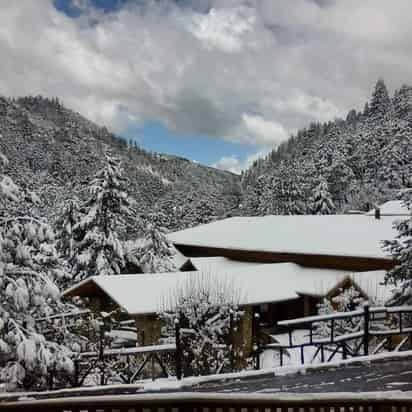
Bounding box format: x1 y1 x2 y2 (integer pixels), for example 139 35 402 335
73 343 177 387
264 305 412 366
0 392 411 412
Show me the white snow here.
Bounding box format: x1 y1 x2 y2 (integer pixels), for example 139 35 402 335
168 214 398 260
64 264 389 315
190 256 263 272
3 351 412 400
366 200 410 217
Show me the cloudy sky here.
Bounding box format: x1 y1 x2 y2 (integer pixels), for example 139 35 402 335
1 1 411 173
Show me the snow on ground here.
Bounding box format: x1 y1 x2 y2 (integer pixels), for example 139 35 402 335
2 351 412 400
366 200 409 216
263 330 324 368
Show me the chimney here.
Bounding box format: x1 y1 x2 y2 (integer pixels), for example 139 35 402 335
374 207 381 220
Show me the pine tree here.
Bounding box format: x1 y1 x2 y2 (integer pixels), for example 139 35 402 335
393 85 412 123
72 152 134 279
137 216 177 273
311 178 335 215
55 197 81 263
368 78 391 122
383 191 412 305
0 152 73 389
315 285 366 343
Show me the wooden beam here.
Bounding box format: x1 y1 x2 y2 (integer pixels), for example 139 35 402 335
174 244 395 271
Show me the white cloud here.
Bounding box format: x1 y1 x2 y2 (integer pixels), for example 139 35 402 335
213 148 271 174
184 6 256 52
213 156 243 174
241 114 289 145
0 0 412 148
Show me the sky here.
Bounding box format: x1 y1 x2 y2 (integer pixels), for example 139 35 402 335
1 1 412 173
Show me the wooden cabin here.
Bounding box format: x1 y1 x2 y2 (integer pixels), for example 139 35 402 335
64 203 405 359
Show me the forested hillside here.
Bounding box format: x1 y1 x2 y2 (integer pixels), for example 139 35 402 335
0 96 241 233
241 80 412 215
1 79 410 232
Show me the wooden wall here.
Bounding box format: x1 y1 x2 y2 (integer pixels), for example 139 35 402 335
175 244 395 271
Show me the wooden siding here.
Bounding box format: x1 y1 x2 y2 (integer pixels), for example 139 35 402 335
174 244 395 271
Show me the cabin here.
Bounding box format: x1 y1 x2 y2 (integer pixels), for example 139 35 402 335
63 201 408 358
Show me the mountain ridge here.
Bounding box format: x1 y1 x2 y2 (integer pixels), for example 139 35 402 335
0 95 241 232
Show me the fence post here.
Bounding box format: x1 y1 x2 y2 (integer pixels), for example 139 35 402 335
342 343 347 360
253 312 261 370
229 310 235 372
99 326 105 385
363 304 370 356
73 359 79 387
175 317 182 381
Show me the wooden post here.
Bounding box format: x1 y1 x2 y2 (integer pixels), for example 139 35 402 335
331 319 335 342
280 347 283 367
300 345 305 365
288 329 293 347
399 311 403 334
253 313 260 370
73 359 80 387
47 369 54 391
320 343 325 363
363 304 370 356
151 354 155 382
175 317 182 380
229 310 235 372
342 343 347 360
99 327 105 386
309 323 313 345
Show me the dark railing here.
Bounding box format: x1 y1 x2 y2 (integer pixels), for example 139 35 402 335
73 343 177 386
0 392 411 412
266 305 412 366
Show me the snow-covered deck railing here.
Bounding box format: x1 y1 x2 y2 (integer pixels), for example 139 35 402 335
277 308 365 326
79 343 176 359
1 391 412 412
73 343 178 387
36 308 91 322
268 305 412 367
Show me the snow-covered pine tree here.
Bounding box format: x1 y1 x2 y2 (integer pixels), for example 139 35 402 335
72 152 134 279
368 78 391 123
311 178 336 215
0 151 20 207
136 215 177 273
0 152 73 390
315 285 366 353
383 190 412 305
55 197 81 263
159 274 243 376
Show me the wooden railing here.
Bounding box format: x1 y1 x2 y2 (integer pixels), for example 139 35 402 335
0 392 411 412
264 305 412 366
74 343 177 386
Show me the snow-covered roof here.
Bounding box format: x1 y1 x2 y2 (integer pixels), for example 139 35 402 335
63 263 390 315
366 200 410 217
168 215 398 260
349 270 391 304
190 257 263 273
170 246 190 269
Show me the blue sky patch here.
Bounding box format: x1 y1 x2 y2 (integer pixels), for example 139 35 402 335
54 0 129 17
124 121 261 169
